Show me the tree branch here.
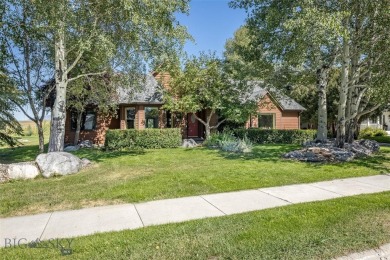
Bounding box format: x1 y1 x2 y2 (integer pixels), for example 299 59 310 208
356 104 381 119
210 118 227 129
10 99 35 122
193 113 207 126
68 71 106 83
65 49 84 75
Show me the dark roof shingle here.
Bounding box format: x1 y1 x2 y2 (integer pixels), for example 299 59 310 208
117 74 163 104
247 81 306 111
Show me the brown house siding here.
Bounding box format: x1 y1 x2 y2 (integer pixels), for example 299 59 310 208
119 104 164 130
153 72 171 89
281 111 300 129
64 111 118 145
245 93 300 130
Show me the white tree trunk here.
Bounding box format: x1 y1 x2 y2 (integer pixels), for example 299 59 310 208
316 65 329 142
335 38 350 148
48 28 67 152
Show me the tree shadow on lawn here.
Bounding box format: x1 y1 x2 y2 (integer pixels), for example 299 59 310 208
72 148 146 163
0 144 48 164
295 149 390 173
0 144 146 164
214 144 300 163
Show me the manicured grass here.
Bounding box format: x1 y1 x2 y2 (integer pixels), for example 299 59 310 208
0 135 49 164
1 137 389 217
365 135 390 143
2 192 390 259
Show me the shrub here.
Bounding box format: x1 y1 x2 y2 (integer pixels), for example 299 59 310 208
205 130 253 153
220 135 253 153
24 125 33 136
233 129 317 145
105 128 182 150
204 129 235 148
359 127 387 139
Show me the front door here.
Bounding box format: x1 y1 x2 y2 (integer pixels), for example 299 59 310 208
187 113 199 137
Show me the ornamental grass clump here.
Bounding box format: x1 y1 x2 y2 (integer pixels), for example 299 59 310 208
206 130 253 153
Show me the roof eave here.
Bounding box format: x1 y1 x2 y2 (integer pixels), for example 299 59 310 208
118 101 164 106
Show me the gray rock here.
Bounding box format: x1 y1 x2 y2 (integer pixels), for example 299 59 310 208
7 162 40 180
0 162 40 182
79 140 93 148
63 145 80 152
182 139 198 148
81 158 92 168
36 152 82 178
358 139 380 153
0 164 9 182
284 139 379 163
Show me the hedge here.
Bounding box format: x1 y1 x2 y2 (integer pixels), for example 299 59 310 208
233 129 317 144
358 127 387 139
105 128 182 150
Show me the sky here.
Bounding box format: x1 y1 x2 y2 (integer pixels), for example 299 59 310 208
14 0 247 121
177 0 247 57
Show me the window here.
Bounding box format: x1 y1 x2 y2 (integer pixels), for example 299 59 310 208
145 107 159 128
70 110 97 131
258 114 275 129
126 107 136 129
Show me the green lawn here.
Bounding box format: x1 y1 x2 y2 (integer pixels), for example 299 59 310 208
365 135 390 144
0 135 49 164
2 192 390 259
1 136 390 217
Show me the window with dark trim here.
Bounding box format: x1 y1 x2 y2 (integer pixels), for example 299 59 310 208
145 107 159 128
70 110 97 131
258 114 275 129
126 107 136 129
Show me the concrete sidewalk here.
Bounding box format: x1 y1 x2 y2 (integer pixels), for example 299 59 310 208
1 174 390 247
336 243 390 260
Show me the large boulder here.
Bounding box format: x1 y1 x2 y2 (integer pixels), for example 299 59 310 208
0 164 9 182
8 162 40 180
36 152 82 178
0 162 40 182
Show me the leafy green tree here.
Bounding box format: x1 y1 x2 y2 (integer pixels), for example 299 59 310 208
0 73 23 146
230 0 342 143
67 72 117 145
224 26 273 80
231 0 390 147
1 0 52 152
163 53 257 139
3 0 189 152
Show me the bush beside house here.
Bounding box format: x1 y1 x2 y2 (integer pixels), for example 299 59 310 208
358 127 388 139
234 129 317 145
105 128 182 150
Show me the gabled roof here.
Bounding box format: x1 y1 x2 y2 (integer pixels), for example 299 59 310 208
116 74 163 104
115 76 305 111
247 81 306 111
